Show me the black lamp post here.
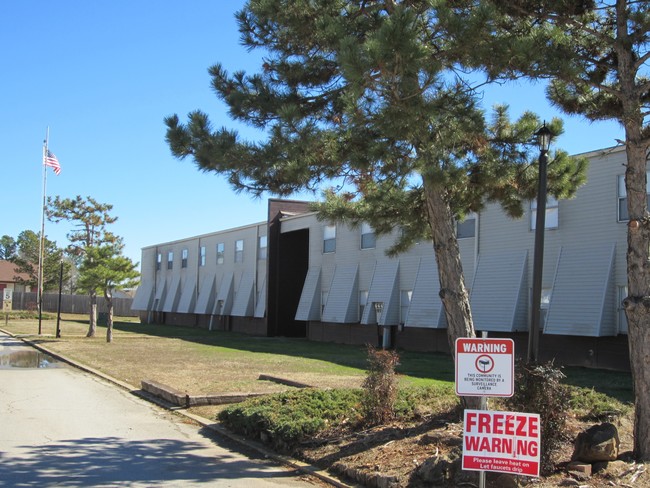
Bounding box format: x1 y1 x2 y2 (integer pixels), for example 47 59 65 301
527 123 552 364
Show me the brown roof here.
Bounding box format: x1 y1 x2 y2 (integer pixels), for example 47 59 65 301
0 260 30 283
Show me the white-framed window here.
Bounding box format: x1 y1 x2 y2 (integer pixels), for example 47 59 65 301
618 286 629 334
181 248 188 268
457 213 476 239
400 290 412 325
156 253 162 271
258 235 268 260
618 173 650 222
323 225 336 253
167 251 173 270
531 196 559 230
360 222 376 249
235 239 244 263
217 243 225 265
199 246 206 267
359 290 368 321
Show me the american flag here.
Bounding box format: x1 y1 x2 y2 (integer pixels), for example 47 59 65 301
44 149 61 175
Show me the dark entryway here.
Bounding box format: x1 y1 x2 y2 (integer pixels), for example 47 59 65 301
267 227 309 337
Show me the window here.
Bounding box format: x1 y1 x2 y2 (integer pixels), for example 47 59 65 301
531 196 559 230
181 248 188 268
199 246 206 267
618 173 650 221
156 253 162 271
167 251 173 270
217 243 225 265
258 235 267 260
360 222 376 249
400 290 412 325
457 214 476 239
323 225 336 253
359 290 368 321
235 239 244 263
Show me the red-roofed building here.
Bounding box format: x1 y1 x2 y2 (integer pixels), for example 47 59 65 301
0 260 32 294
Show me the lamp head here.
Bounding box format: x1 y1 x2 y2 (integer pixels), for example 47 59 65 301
535 123 552 152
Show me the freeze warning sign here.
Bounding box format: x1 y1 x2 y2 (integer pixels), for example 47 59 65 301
455 338 514 397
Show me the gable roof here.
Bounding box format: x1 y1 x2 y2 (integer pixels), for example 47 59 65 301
0 260 29 283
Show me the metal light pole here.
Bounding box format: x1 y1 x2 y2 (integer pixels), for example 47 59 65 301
527 124 552 364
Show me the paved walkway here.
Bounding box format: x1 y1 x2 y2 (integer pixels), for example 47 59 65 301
0 333 322 487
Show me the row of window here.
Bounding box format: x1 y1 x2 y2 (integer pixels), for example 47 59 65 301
156 236 268 270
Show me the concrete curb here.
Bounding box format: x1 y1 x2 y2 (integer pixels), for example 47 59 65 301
0 329 358 488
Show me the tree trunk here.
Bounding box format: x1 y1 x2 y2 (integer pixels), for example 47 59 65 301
87 292 97 337
423 178 481 410
106 292 113 343
614 1 650 458
622 139 650 461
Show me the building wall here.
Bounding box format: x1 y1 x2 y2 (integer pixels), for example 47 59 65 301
133 145 635 370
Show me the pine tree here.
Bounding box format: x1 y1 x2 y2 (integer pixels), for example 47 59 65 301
444 0 650 461
165 0 587 408
47 195 120 337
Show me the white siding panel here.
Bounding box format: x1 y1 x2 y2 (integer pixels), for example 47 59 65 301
176 279 197 313
322 264 359 323
231 271 255 317
131 280 154 311
254 276 266 318
295 267 322 321
215 272 234 315
545 244 616 337
361 261 400 325
470 250 528 332
153 277 167 312
161 275 181 313
405 256 444 328
195 274 217 315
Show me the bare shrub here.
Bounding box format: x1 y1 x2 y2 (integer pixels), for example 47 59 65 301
362 345 399 425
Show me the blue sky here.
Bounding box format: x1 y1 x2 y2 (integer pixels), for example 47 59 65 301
1 1 624 266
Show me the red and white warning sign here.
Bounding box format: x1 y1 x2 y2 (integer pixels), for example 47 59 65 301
455 338 514 397
463 409 541 477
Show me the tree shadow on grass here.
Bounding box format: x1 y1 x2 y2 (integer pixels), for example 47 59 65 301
0 434 301 487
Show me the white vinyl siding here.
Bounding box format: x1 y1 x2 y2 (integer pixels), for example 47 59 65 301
295 267 322 321
254 276 267 318
322 264 359 323
131 280 154 311
176 280 197 313
161 275 181 313
470 250 529 332
405 256 445 328
359 290 368 322
195 274 217 315
360 261 400 326
231 271 255 317
544 244 617 336
215 272 234 315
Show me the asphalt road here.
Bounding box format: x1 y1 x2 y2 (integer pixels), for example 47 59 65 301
0 333 321 488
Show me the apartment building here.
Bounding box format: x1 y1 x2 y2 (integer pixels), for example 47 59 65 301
133 145 636 370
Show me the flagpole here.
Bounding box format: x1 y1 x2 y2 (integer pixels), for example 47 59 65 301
37 127 49 335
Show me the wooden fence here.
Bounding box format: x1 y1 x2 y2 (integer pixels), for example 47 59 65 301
6 291 138 317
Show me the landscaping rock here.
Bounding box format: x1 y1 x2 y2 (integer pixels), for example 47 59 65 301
572 422 620 462
415 451 460 485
